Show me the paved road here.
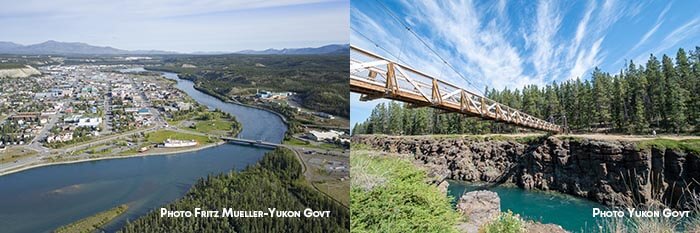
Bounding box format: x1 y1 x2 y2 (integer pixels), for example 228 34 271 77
102 82 112 135
28 110 61 153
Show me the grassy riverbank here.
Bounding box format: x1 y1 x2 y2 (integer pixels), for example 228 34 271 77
145 130 213 144
54 204 128 233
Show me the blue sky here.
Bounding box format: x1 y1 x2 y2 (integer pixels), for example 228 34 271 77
0 0 348 52
350 0 700 128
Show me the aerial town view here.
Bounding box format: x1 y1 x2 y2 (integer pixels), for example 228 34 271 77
0 1 350 233
0 62 350 176
0 54 350 233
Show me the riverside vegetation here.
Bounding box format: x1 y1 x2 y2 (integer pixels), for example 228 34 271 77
54 204 128 233
146 54 349 118
119 148 350 233
351 145 533 233
354 47 700 135
351 145 459 232
353 135 700 232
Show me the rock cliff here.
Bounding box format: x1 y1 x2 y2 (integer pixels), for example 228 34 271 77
353 135 700 209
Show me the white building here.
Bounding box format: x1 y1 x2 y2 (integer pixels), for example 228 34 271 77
306 130 344 142
163 139 198 148
77 117 102 127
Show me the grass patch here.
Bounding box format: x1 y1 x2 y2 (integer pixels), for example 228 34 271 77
187 120 235 134
556 135 586 142
284 137 310 146
54 204 128 233
73 144 112 156
637 138 700 154
314 180 350 207
351 149 459 233
0 147 37 164
514 135 550 144
171 110 241 137
87 148 112 155
283 137 344 150
145 130 214 145
0 63 26 69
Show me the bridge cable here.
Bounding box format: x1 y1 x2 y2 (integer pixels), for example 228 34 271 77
351 27 413 67
373 0 487 96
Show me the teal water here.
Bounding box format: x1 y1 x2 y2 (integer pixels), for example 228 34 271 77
448 181 607 232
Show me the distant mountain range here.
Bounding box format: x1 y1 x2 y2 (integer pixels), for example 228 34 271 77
235 44 349 55
0 40 175 55
0 40 349 55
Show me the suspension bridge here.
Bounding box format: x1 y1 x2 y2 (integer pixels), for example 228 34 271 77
350 45 563 133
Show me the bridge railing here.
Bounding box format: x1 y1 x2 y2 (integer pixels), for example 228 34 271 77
350 45 562 133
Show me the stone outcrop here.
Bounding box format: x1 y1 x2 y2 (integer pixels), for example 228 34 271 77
437 180 449 194
353 135 700 209
456 190 501 233
524 221 568 233
0 65 41 78
457 190 501 224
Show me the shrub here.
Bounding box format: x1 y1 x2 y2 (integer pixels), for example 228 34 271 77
351 150 459 233
480 211 523 233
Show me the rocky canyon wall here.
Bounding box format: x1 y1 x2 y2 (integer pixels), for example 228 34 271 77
353 135 700 209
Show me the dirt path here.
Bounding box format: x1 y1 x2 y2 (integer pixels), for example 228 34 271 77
391 133 700 142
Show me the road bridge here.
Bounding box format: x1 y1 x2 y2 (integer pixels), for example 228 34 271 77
350 45 562 133
220 137 281 148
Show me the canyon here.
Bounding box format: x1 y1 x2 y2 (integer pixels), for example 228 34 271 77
353 135 700 209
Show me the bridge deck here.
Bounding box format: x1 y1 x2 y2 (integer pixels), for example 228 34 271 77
350 45 562 133
220 137 281 148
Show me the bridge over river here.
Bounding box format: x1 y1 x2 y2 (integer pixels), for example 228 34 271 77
220 136 282 148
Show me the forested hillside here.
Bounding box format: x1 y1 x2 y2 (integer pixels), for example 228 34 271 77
354 47 700 135
119 149 350 233
147 54 349 117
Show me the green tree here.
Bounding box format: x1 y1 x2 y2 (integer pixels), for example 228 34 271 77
645 54 666 129
663 52 688 133
628 61 648 133
387 102 404 135
592 68 612 128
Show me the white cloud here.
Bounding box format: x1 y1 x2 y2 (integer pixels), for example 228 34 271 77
398 0 535 91
572 1 595 56
627 2 672 56
0 0 336 18
568 37 604 80
633 17 700 63
0 0 347 52
529 0 563 83
562 0 625 79
349 0 698 125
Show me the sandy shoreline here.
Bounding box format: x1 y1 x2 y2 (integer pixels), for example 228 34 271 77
0 141 226 177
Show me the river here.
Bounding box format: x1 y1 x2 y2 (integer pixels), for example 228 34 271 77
448 181 607 232
0 68 287 233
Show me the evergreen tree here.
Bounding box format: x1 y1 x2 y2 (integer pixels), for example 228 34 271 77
592 68 612 128
387 102 404 134
664 52 688 133
689 47 700 127
628 61 648 133
645 54 666 129
355 46 700 135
